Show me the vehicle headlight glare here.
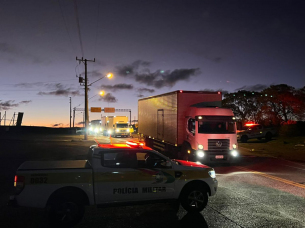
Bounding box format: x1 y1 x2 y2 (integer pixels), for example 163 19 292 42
94 128 98 133
233 144 237 149
89 127 93 131
116 129 119 132
197 150 204 158
231 150 238 157
198 144 204 150
127 129 130 132
208 170 216 178
108 130 112 134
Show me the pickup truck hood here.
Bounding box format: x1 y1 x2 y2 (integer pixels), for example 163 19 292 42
18 160 91 170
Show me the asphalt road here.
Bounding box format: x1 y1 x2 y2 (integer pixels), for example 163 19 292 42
0 134 304 228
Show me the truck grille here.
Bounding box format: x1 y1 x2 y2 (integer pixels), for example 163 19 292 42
208 139 230 151
120 130 126 132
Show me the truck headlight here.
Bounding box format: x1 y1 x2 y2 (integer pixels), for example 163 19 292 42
198 144 204 150
108 130 112 134
94 128 98 133
127 129 130 132
89 127 93 131
231 150 238 157
116 129 119 132
197 150 204 158
100 128 102 131
208 170 216 178
233 144 237 149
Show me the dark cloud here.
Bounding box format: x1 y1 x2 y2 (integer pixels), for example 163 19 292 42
77 122 84 125
115 60 151 77
137 94 145 98
53 123 63 127
0 100 32 111
100 84 133 92
0 100 19 110
99 93 117 103
37 83 82 96
20 100 32 104
235 84 269 92
137 88 155 93
135 68 200 88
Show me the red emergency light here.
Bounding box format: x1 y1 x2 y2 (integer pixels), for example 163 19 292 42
244 122 257 126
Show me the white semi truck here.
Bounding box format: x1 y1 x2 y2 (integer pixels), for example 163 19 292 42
101 116 130 137
138 90 239 163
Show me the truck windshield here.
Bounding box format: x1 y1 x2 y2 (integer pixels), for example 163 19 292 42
116 124 128 128
197 117 236 134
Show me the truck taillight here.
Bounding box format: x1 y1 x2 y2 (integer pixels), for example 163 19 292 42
14 175 25 195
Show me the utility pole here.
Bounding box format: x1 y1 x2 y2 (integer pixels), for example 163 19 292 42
69 97 72 128
73 108 75 128
76 57 95 140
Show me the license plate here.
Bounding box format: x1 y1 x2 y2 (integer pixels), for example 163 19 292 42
215 155 224 159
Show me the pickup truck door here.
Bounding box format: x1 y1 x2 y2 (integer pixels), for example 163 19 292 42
94 151 137 204
132 151 176 201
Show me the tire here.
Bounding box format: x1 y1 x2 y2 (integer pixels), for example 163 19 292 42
241 135 248 143
265 132 272 141
180 185 209 213
48 195 85 227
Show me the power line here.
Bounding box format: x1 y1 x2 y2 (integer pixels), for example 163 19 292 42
73 0 84 56
57 0 75 54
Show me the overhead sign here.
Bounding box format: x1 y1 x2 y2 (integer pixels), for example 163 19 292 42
104 107 115 113
90 107 102 112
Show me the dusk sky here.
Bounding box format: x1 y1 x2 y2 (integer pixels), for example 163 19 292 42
1 0 304 127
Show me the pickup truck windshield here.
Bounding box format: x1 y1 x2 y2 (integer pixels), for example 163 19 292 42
116 123 128 128
198 116 236 134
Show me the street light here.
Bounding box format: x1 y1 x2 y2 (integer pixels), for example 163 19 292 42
84 74 112 140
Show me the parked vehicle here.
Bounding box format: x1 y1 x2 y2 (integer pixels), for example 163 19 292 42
9 142 218 227
101 116 130 137
138 90 239 163
237 124 277 143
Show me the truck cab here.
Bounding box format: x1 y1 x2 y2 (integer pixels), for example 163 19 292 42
184 107 238 163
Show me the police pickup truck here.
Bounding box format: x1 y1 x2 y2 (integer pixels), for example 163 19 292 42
10 141 218 227
237 124 277 143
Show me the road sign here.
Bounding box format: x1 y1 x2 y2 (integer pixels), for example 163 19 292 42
104 107 115 113
90 107 102 112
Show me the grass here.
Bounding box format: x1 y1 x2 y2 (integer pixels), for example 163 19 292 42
239 136 305 163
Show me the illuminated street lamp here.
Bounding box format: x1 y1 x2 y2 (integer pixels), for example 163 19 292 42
83 73 113 140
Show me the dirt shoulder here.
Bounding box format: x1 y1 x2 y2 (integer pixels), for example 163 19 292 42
238 136 305 163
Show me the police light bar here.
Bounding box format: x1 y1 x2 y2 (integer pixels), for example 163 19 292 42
126 141 144 147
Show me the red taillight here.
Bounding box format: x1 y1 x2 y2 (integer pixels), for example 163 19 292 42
14 175 25 194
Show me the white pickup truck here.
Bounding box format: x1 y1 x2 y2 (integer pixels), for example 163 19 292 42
10 142 218 227
237 124 277 143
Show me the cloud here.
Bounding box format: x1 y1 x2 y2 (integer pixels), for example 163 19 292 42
77 122 84 125
135 68 200 88
19 100 32 104
137 88 155 93
0 42 51 64
235 84 269 92
99 93 117 103
0 100 32 111
137 94 145 98
37 83 82 96
100 83 133 92
53 123 63 127
115 60 151 77
14 82 44 88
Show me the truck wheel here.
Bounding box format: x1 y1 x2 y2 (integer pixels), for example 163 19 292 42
265 132 272 141
241 135 248 143
180 186 208 213
48 195 85 227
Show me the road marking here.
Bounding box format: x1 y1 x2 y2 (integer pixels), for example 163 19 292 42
237 167 305 189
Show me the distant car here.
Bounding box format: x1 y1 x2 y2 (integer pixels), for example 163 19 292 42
237 124 276 143
75 128 84 134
